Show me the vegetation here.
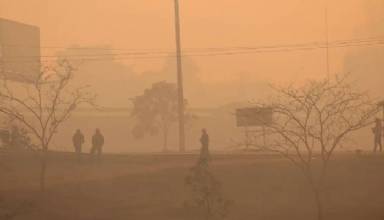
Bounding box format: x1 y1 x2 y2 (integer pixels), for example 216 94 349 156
260 74 378 220
131 81 188 152
0 60 95 191
185 159 232 220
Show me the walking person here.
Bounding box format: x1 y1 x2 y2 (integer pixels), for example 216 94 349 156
199 129 210 165
72 129 85 161
372 118 383 153
90 128 104 161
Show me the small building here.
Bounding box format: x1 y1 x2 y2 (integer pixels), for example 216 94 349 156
0 18 40 82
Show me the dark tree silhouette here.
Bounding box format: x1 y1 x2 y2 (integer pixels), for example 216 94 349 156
131 81 188 152
0 60 95 192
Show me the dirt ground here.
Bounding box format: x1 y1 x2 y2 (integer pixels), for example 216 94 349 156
0 151 384 220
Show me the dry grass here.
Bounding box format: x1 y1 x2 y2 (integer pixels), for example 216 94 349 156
0 152 384 220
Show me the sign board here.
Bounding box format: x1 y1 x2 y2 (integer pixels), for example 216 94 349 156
236 107 273 127
0 18 40 83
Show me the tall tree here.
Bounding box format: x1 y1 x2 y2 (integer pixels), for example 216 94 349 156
131 81 188 152
0 60 95 191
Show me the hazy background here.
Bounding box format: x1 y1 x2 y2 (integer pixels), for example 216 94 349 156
1 0 383 152
1 0 383 107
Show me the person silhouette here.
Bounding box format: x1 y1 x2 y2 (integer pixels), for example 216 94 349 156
72 129 85 161
372 118 383 153
90 128 104 160
199 129 210 165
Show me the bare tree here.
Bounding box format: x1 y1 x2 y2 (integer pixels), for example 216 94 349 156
0 60 95 192
258 74 378 220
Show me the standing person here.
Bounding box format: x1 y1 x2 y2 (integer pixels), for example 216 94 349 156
72 129 85 161
372 118 383 153
90 128 104 160
199 129 210 165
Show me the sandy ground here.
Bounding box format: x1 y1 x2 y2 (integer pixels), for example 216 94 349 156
0 151 384 220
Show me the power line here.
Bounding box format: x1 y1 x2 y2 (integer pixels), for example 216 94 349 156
2 35 384 52
1 37 384 63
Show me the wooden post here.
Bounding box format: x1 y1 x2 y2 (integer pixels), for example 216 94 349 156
173 0 186 152
262 125 267 148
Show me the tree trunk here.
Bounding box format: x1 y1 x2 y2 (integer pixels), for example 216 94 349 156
40 146 48 192
313 189 324 220
306 172 325 220
313 161 328 220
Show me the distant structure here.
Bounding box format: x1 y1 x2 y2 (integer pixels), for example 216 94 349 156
236 107 273 127
0 18 40 82
236 106 273 149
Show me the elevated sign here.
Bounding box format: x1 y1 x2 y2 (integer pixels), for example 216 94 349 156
236 107 273 127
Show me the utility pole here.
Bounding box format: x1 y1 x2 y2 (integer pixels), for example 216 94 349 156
173 0 186 152
324 0 330 78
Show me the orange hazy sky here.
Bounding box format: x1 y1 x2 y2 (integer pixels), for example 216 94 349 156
0 0 372 45
0 0 379 79
1 0 383 107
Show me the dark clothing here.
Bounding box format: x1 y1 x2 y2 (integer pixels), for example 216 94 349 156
199 132 210 165
72 131 85 161
373 134 382 153
374 139 382 153
372 123 383 152
200 133 209 148
90 132 104 160
73 132 85 149
373 125 382 140
92 132 104 148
